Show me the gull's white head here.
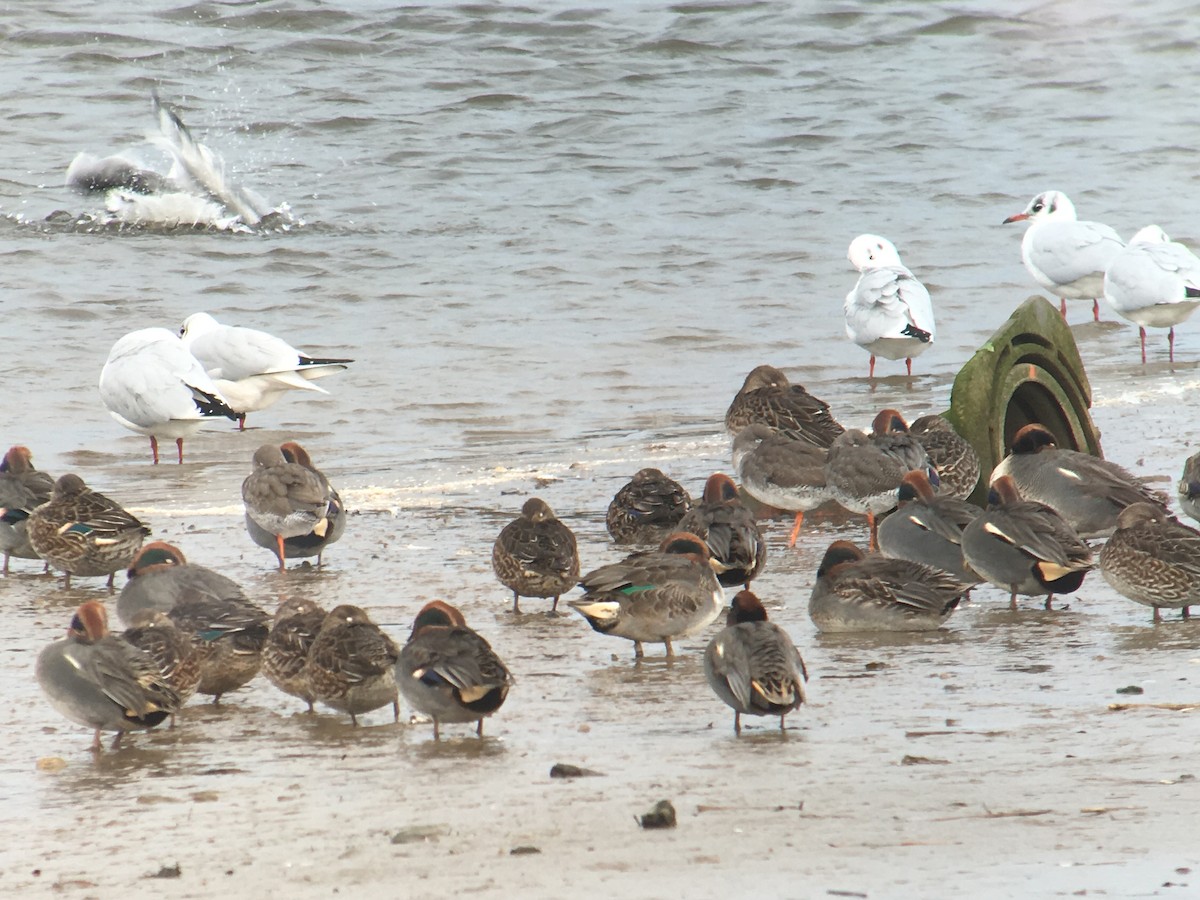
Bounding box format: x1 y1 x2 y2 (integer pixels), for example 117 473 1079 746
1004 190 1077 225
847 234 903 271
179 312 222 343
1128 224 1170 246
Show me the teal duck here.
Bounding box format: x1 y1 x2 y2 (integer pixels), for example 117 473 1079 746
492 497 580 613
704 590 807 735
396 601 512 740
677 473 766 588
606 468 692 545
960 475 1094 610
824 409 932 549
121 609 202 725
37 601 179 750
27 473 151 588
991 424 1167 538
877 470 981 581
241 443 331 571
569 531 725 658
0 445 54 574
262 597 328 712
306 604 399 725
1176 450 1200 524
809 540 967 632
1100 503 1200 623
245 442 345 567
732 424 829 546
724 365 844 447
908 415 980 500
168 592 270 704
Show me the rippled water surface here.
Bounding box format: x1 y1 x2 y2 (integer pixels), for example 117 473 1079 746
3 1 1200 896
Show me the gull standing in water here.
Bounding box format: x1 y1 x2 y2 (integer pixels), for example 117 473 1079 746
99 327 238 464
1103 225 1200 363
1003 190 1124 322
844 234 935 378
181 313 353 430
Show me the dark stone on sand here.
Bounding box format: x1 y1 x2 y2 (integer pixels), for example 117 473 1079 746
147 863 181 879
390 825 447 844
510 846 541 855
550 763 603 778
639 799 677 829
1115 685 1145 695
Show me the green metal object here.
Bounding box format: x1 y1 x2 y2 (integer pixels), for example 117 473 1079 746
944 295 1103 505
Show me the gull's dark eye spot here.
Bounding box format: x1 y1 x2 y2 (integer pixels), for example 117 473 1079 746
1032 202 1043 213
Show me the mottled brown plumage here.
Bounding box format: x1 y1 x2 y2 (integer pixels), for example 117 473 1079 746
606 468 692 545
262 597 328 711
1100 503 1200 622
27 473 150 588
724 365 844 448
306 604 399 725
492 497 580 613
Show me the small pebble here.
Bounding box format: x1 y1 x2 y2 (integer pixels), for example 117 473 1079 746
639 799 677 829
1115 685 1144 695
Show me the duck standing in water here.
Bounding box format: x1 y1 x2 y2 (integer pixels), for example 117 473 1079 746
37 601 179 750
396 601 512 740
704 590 807 735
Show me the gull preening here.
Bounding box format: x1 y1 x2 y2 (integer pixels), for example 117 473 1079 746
1003 190 1124 322
180 312 353 430
844 234 935 378
98 327 239 464
1103 225 1200 363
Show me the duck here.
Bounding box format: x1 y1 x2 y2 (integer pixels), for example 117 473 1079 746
491 497 580 613
36 601 179 751
1003 190 1125 321
117 541 247 623
1100 503 1200 623
0 445 55 574
180 312 353 430
306 605 399 726
116 542 270 703
724 365 844 448
262 597 328 712
991 424 1168 538
704 590 807 735
241 443 331 571
26 474 151 588
1103 225 1200 363
731 424 829 546
1178 450 1200 524
98 327 239 464
569 531 725 658
876 471 981 581
824 409 932 549
809 540 967 632
907 415 980 500
676 473 766 588
605 468 692 545
167 591 271 704
396 601 513 740
244 442 345 567
844 234 935 378
121 609 202 725
960 475 1094 610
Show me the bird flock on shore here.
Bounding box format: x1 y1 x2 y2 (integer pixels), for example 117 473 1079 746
12 139 1200 750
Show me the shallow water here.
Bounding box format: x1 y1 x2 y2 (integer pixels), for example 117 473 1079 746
3 1 1200 896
